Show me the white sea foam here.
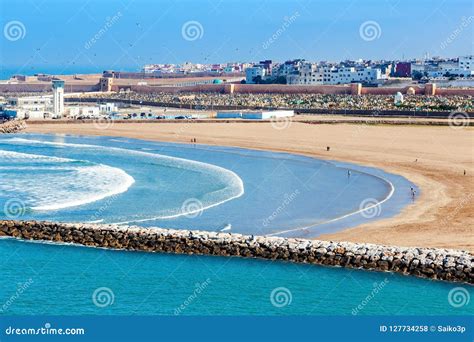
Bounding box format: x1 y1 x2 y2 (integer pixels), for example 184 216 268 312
0 149 135 211
1 137 244 219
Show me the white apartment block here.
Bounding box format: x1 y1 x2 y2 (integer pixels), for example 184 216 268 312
286 62 384 85
245 66 267 83
459 56 473 70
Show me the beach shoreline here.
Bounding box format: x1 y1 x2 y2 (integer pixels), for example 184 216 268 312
23 120 474 252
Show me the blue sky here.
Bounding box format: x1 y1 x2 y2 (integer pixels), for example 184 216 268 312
0 0 473 75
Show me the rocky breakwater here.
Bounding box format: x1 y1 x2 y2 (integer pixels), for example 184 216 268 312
0 120 27 133
0 220 472 284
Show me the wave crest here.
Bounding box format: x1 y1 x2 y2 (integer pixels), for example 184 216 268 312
0 149 135 211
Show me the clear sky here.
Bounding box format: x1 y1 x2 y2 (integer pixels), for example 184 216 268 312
0 0 473 75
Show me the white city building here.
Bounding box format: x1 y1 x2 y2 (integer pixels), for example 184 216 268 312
67 106 101 118
99 103 118 114
458 55 473 71
245 66 266 83
216 110 294 120
286 61 385 85
6 96 53 120
7 96 52 108
287 62 323 85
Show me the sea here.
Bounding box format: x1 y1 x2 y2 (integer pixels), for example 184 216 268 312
0 133 471 315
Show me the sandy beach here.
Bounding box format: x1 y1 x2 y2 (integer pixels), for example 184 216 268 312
24 120 474 252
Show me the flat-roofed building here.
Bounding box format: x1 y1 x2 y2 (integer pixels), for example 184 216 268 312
217 110 294 120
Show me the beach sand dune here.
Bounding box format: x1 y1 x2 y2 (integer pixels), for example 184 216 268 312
25 120 474 252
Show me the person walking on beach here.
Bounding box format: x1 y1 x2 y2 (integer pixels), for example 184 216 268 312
411 188 416 201
347 170 351 178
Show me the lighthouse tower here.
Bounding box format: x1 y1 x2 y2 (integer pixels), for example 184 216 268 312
52 80 65 117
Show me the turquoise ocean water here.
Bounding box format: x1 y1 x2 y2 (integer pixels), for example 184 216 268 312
0 134 471 315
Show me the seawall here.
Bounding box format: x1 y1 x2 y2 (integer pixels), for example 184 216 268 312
64 97 474 118
0 220 472 284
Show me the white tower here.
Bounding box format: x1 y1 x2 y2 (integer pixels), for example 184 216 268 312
52 80 65 117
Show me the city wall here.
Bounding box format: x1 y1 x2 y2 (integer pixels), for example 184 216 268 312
0 84 99 93
113 83 474 96
2 81 474 96
0 220 472 284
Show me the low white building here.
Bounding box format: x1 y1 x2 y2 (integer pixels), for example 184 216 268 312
5 108 51 120
67 106 101 118
5 96 53 119
216 110 294 120
8 96 52 108
99 103 118 114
